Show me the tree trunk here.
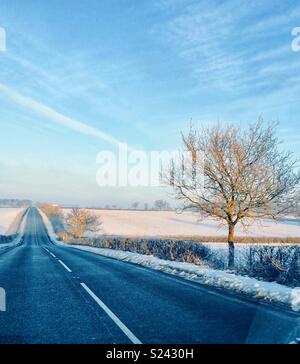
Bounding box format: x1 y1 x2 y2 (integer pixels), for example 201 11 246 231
228 224 235 269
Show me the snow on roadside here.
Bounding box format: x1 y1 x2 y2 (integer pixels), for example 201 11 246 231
0 209 29 249
0 208 25 235
39 208 300 312
38 208 59 241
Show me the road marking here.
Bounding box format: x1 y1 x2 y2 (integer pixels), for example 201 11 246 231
44 247 57 258
80 283 142 344
58 259 72 273
44 247 71 273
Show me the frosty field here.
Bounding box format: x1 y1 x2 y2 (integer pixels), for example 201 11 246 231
63 209 300 239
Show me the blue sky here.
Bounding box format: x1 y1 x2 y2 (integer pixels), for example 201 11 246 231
0 0 300 207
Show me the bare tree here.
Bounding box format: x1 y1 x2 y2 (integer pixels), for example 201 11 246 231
132 202 140 210
153 200 171 211
169 120 300 268
65 208 102 239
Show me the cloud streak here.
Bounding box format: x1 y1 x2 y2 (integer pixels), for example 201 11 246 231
155 0 300 96
0 83 125 147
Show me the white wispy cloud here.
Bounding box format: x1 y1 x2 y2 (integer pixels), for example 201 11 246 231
154 0 300 95
0 83 125 147
0 25 153 140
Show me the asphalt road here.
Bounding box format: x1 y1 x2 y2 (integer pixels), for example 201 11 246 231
0 208 298 344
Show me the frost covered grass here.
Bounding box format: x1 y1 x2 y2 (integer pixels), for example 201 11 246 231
40 209 300 312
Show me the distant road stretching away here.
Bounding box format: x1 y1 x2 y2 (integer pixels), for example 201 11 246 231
0 208 298 344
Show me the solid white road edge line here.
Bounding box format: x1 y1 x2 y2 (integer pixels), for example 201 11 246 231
58 259 72 272
80 282 142 344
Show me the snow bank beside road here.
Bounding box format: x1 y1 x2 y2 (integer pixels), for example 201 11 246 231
0 209 29 249
40 209 300 312
61 244 300 312
38 208 58 241
0 208 25 235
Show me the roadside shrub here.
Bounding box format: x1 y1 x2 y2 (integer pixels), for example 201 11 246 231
87 237 212 266
0 234 17 244
64 235 300 287
58 231 73 242
65 208 102 239
39 204 65 235
236 245 300 287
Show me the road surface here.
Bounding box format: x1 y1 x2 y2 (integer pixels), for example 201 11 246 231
0 208 298 344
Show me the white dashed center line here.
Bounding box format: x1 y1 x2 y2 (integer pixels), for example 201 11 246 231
44 248 56 258
58 259 72 273
43 246 141 343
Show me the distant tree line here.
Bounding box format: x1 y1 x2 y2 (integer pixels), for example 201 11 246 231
130 200 172 211
0 199 32 208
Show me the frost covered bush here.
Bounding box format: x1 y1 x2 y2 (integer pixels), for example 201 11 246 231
0 234 17 244
237 245 300 287
66 234 300 287
65 208 102 239
88 237 212 266
39 204 65 236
